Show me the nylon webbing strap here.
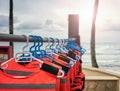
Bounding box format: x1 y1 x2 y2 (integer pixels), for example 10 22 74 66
0 65 3 71
58 55 70 63
0 84 56 89
54 61 69 74
60 78 67 83
68 51 76 60
4 70 33 76
40 63 59 75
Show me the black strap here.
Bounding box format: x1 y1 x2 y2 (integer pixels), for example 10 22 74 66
54 61 69 75
0 65 3 72
60 78 67 83
58 55 70 63
68 50 76 60
0 84 56 89
4 70 33 76
40 63 59 75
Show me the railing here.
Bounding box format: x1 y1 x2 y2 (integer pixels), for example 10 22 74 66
0 33 76 42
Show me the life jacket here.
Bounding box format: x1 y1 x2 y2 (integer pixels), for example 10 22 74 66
71 72 85 91
0 58 61 91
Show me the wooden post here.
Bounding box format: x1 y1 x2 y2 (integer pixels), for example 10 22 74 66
68 14 80 46
68 14 82 72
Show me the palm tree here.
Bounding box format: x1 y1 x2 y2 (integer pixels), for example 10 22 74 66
9 0 14 55
90 0 99 68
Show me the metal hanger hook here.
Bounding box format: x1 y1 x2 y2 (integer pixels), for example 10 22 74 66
22 35 29 52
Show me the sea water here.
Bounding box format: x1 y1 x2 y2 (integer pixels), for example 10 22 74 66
81 42 120 73
1 42 119 73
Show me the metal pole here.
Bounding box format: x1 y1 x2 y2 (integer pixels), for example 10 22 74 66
0 33 75 42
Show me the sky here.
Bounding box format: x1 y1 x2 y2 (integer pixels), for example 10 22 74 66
0 0 120 43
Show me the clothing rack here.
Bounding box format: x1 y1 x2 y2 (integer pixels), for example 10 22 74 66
0 33 76 42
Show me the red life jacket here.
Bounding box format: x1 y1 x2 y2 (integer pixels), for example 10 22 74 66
0 58 61 91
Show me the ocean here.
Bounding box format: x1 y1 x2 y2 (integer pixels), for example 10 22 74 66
1 42 119 73
81 42 120 73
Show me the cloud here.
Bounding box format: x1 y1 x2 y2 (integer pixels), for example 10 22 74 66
96 17 120 32
45 19 53 25
105 23 120 32
0 15 9 27
15 19 65 32
14 18 67 38
0 15 12 33
0 14 19 27
15 22 43 30
109 24 120 31
0 0 9 12
0 14 19 34
44 19 65 32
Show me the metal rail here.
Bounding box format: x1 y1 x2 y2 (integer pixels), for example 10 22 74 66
0 33 75 42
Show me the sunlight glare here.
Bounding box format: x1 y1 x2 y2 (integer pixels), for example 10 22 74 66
80 8 93 24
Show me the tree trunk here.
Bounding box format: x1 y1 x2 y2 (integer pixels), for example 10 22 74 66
9 0 14 56
90 0 99 68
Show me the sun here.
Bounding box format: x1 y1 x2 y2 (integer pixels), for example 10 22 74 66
80 8 93 24
66 8 93 25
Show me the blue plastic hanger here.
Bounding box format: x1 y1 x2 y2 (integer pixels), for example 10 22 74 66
15 35 40 63
62 39 69 53
49 37 56 53
33 36 43 59
55 38 61 53
15 35 32 62
37 36 46 58
35 36 40 52
66 39 86 55
29 35 37 57
39 37 56 63
60 39 68 53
